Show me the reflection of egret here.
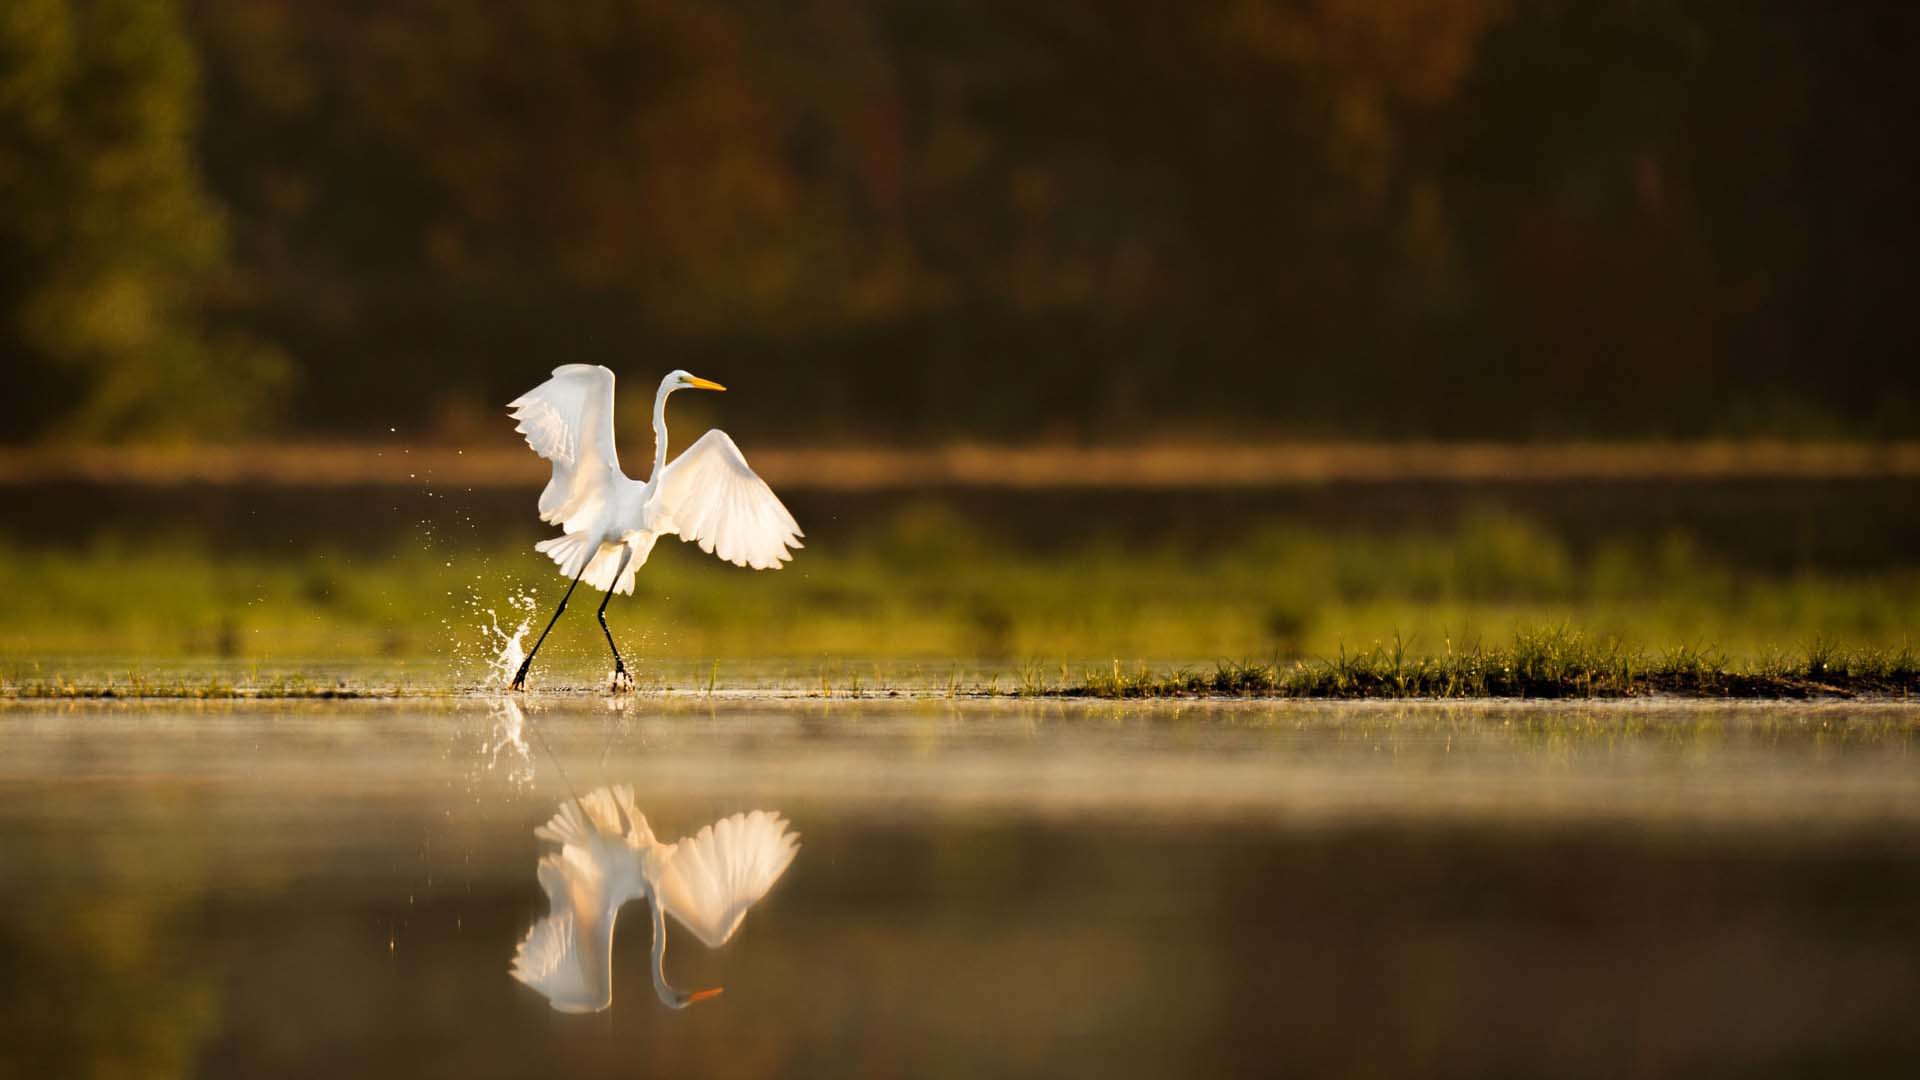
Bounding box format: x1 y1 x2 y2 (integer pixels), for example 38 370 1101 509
507 367 803 690
511 785 799 1012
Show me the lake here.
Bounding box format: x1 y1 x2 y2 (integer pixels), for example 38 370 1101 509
2 696 1917 1076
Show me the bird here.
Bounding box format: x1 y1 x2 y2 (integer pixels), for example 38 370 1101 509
506 366 802 691
510 784 801 1012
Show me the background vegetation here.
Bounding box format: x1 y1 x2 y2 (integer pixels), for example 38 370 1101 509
3 1 1918 442
3 3 1916 685
6 492 1917 686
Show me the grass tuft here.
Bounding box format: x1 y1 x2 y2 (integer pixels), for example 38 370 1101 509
1062 632 1920 700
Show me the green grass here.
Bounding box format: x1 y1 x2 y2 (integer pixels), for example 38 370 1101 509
1 671 406 700
1068 629 1920 700
6 631 1916 700
1 506 1915 678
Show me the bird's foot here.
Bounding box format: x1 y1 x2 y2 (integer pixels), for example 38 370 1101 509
510 660 532 692
607 662 634 694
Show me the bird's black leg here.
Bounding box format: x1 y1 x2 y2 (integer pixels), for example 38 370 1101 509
597 546 634 688
512 560 589 691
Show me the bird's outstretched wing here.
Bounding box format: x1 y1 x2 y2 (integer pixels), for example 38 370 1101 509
651 430 803 570
655 810 800 949
512 848 623 1013
509 364 623 532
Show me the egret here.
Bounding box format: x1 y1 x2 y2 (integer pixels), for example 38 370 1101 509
510 785 800 1012
506 366 802 690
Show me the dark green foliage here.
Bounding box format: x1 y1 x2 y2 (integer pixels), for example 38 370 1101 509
0 0 285 438
6 2 1910 441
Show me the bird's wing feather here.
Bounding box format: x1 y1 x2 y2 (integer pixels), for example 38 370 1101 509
515 787 663 1014
511 909 607 1013
651 430 803 570
655 811 800 949
509 364 623 531
511 853 620 1012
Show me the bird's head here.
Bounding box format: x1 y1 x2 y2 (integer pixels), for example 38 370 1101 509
666 985 725 1010
664 369 726 394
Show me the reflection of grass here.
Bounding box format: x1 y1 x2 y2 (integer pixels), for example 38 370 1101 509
1 507 1915 673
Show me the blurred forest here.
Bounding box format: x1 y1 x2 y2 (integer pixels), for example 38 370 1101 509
3 0 1917 443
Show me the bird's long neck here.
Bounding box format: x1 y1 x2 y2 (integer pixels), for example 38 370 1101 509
648 896 679 1007
649 381 674 483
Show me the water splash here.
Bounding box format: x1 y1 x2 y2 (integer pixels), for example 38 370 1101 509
473 590 538 688
485 614 528 689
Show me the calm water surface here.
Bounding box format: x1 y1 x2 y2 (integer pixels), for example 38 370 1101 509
2 697 1917 1077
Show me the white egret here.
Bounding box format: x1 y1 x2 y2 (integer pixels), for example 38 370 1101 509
506 366 802 690
510 785 800 1012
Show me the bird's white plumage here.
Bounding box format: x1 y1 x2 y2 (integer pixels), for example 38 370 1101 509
512 906 590 1009
511 851 625 1013
510 785 799 1013
652 430 804 570
534 784 653 849
509 364 622 533
655 810 802 948
512 787 650 1013
506 366 801 596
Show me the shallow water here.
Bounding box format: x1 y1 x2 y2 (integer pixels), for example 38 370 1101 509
2 698 1917 1077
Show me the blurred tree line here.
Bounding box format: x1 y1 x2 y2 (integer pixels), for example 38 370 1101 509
3 0 1916 442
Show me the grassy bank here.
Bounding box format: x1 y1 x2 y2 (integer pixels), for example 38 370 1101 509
5 632 1916 700
2 506 1917 672
1059 631 1920 700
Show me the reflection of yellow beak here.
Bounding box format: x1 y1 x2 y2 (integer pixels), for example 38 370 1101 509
686 986 725 1004
686 376 727 392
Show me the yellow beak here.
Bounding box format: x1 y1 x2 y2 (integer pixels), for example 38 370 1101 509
685 375 727 392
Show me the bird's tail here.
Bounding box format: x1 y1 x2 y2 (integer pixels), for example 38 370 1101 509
534 533 640 595
582 546 631 595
